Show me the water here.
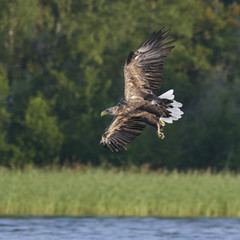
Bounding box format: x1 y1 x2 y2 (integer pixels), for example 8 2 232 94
0 217 240 240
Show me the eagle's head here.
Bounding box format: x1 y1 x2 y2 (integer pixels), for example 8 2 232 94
100 107 118 117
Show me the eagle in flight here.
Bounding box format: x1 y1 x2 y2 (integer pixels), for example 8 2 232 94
100 28 183 152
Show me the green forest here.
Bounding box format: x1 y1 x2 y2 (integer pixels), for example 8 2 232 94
0 0 239 170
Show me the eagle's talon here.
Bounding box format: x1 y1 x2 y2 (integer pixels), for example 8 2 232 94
157 130 165 139
159 118 165 127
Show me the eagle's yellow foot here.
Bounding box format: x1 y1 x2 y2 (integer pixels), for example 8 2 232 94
159 118 165 127
157 130 165 139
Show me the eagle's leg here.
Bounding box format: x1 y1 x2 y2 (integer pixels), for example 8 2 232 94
157 123 165 139
141 114 165 139
159 117 165 127
139 104 165 127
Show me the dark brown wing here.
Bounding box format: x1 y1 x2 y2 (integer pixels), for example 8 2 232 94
100 116 146 152
124 28 174 101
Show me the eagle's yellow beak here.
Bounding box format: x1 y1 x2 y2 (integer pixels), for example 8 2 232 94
101 111 107 117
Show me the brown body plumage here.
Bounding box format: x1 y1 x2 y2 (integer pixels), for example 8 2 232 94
100 28 183 152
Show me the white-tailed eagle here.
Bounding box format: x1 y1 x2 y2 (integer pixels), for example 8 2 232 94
100 28 183 152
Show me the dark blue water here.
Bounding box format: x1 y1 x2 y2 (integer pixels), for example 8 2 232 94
0 217 239 240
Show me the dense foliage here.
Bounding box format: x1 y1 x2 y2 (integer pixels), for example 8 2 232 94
0 0 239 169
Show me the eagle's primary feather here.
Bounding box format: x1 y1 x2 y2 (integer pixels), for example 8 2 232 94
100 28 183 151
124 28 175 101
100 116 146 152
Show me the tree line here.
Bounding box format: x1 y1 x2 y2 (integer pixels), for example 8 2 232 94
0 0 240 170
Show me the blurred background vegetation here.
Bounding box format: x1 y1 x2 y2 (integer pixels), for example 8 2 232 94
0 0 239 170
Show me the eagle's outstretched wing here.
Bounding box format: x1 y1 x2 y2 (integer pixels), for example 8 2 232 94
100 116 146 152
124 28 174 101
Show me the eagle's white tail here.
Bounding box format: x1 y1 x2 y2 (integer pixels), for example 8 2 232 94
159 89 183 124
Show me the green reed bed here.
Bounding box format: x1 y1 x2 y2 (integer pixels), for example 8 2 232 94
0 168 240 217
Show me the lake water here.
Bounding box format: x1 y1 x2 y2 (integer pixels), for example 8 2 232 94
0 216 239 240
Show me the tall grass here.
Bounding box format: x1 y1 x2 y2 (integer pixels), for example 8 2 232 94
0 168 240 217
